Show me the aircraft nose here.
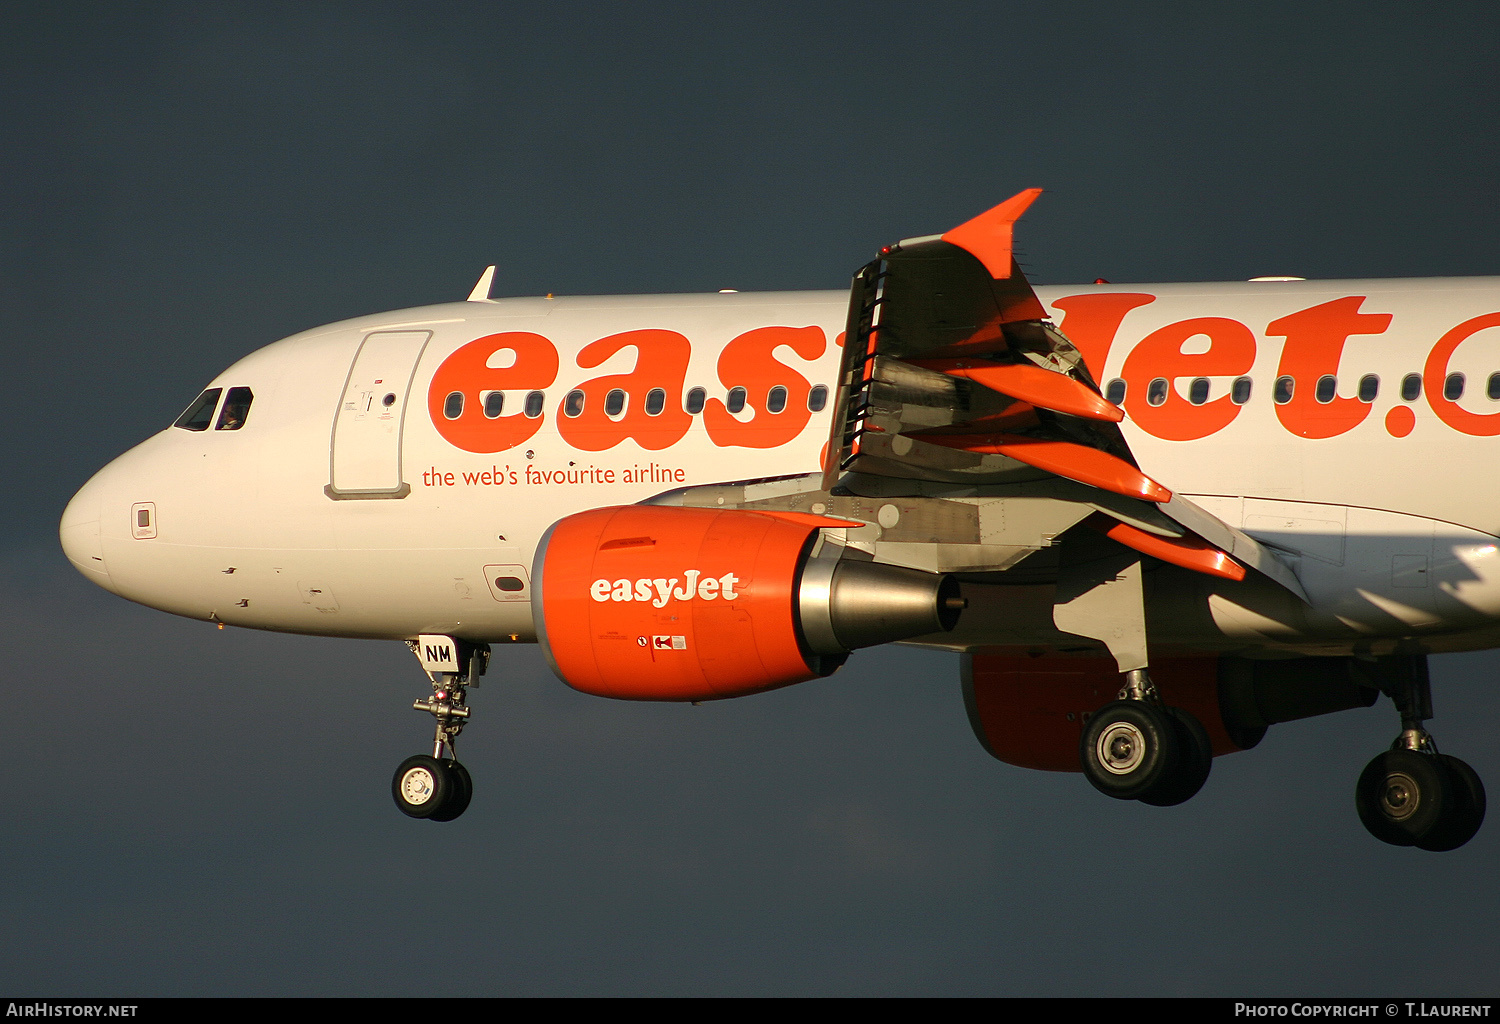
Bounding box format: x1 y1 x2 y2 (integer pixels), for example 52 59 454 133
60 476 116 593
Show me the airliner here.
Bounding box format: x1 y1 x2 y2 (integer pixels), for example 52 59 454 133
60 190 1494 848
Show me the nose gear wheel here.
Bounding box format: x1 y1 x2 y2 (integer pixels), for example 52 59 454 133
393 755 455 819
392 637 488 822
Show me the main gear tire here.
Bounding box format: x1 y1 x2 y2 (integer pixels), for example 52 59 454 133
1081 700 1180 801
1415 755 1486 852
1139 706 1214 807
1355 749 1450 848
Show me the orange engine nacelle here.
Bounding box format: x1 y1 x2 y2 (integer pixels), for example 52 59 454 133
963 652 1380 772
534 505 963 701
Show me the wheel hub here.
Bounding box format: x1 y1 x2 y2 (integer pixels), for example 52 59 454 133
1097 722 1147 775
1381 771 1420 821
400 766 438 806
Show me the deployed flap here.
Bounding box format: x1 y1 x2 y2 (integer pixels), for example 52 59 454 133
825 190 1138 498
821 190 1309 604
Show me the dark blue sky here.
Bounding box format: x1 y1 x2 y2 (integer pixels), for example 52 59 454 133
3 1 1499 995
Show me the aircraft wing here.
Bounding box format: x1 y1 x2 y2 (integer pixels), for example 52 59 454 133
810 190 1309 602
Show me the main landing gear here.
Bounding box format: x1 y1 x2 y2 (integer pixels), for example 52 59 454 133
392 635 489 822
1080 668 1213 807
1354 656 1486 851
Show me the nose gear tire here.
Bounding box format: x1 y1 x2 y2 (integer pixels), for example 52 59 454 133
428 759 473 822
393 754 455 819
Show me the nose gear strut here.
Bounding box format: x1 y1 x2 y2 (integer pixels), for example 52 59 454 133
392 636 489 821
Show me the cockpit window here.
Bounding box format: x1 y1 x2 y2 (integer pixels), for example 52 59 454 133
215 387 254 430
173 389 222 431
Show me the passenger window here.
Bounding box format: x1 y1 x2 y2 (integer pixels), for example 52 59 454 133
173 388 222 432
1358 374 1379 403
1445 373 1466 401
726 387 747 414
1146 378 1168 407
1315 375 1337 404
1401 373 1422 401
524 391 545 418
1188 377 1210 406
483 391 504 418
645 388 666 416
1489 373 1500 401
443 392 464 419
767 385 788 413
1105 379 1126 406
564 390 585 417
1231 377 1252 405
1274 376 1295 405
215 387 253 430
808 385 829 412
604 389 627 418
685 387 707 415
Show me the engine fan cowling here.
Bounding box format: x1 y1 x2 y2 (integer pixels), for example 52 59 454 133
533 506 962 701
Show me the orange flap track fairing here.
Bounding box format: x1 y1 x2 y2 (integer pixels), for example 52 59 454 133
914 432 1172 503
911 358 1124 423
1086 514 1246 581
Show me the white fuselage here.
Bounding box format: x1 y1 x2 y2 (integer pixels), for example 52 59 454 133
60 278 1500 656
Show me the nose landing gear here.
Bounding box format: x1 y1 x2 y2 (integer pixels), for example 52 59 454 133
393 636 488 821
393 754 472 820
1354 656 1486 851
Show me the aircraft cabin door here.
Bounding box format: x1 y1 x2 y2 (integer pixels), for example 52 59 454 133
327 330 432 499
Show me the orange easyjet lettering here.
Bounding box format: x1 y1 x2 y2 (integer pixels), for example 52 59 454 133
1121 317 1257 441
1269 297 1393 439
428 332 559 453
702 326 827 449
555 330 694 452
425 301 1500 453
1049 293 1156 380
1425 312 1500 436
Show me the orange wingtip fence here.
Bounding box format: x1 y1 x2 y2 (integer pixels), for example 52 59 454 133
939 188 1044 280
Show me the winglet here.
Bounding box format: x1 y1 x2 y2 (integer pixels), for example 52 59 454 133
940 188 1043 279
467 265 497 302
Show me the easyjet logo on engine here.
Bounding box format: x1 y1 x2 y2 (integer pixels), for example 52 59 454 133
591 571 741 607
